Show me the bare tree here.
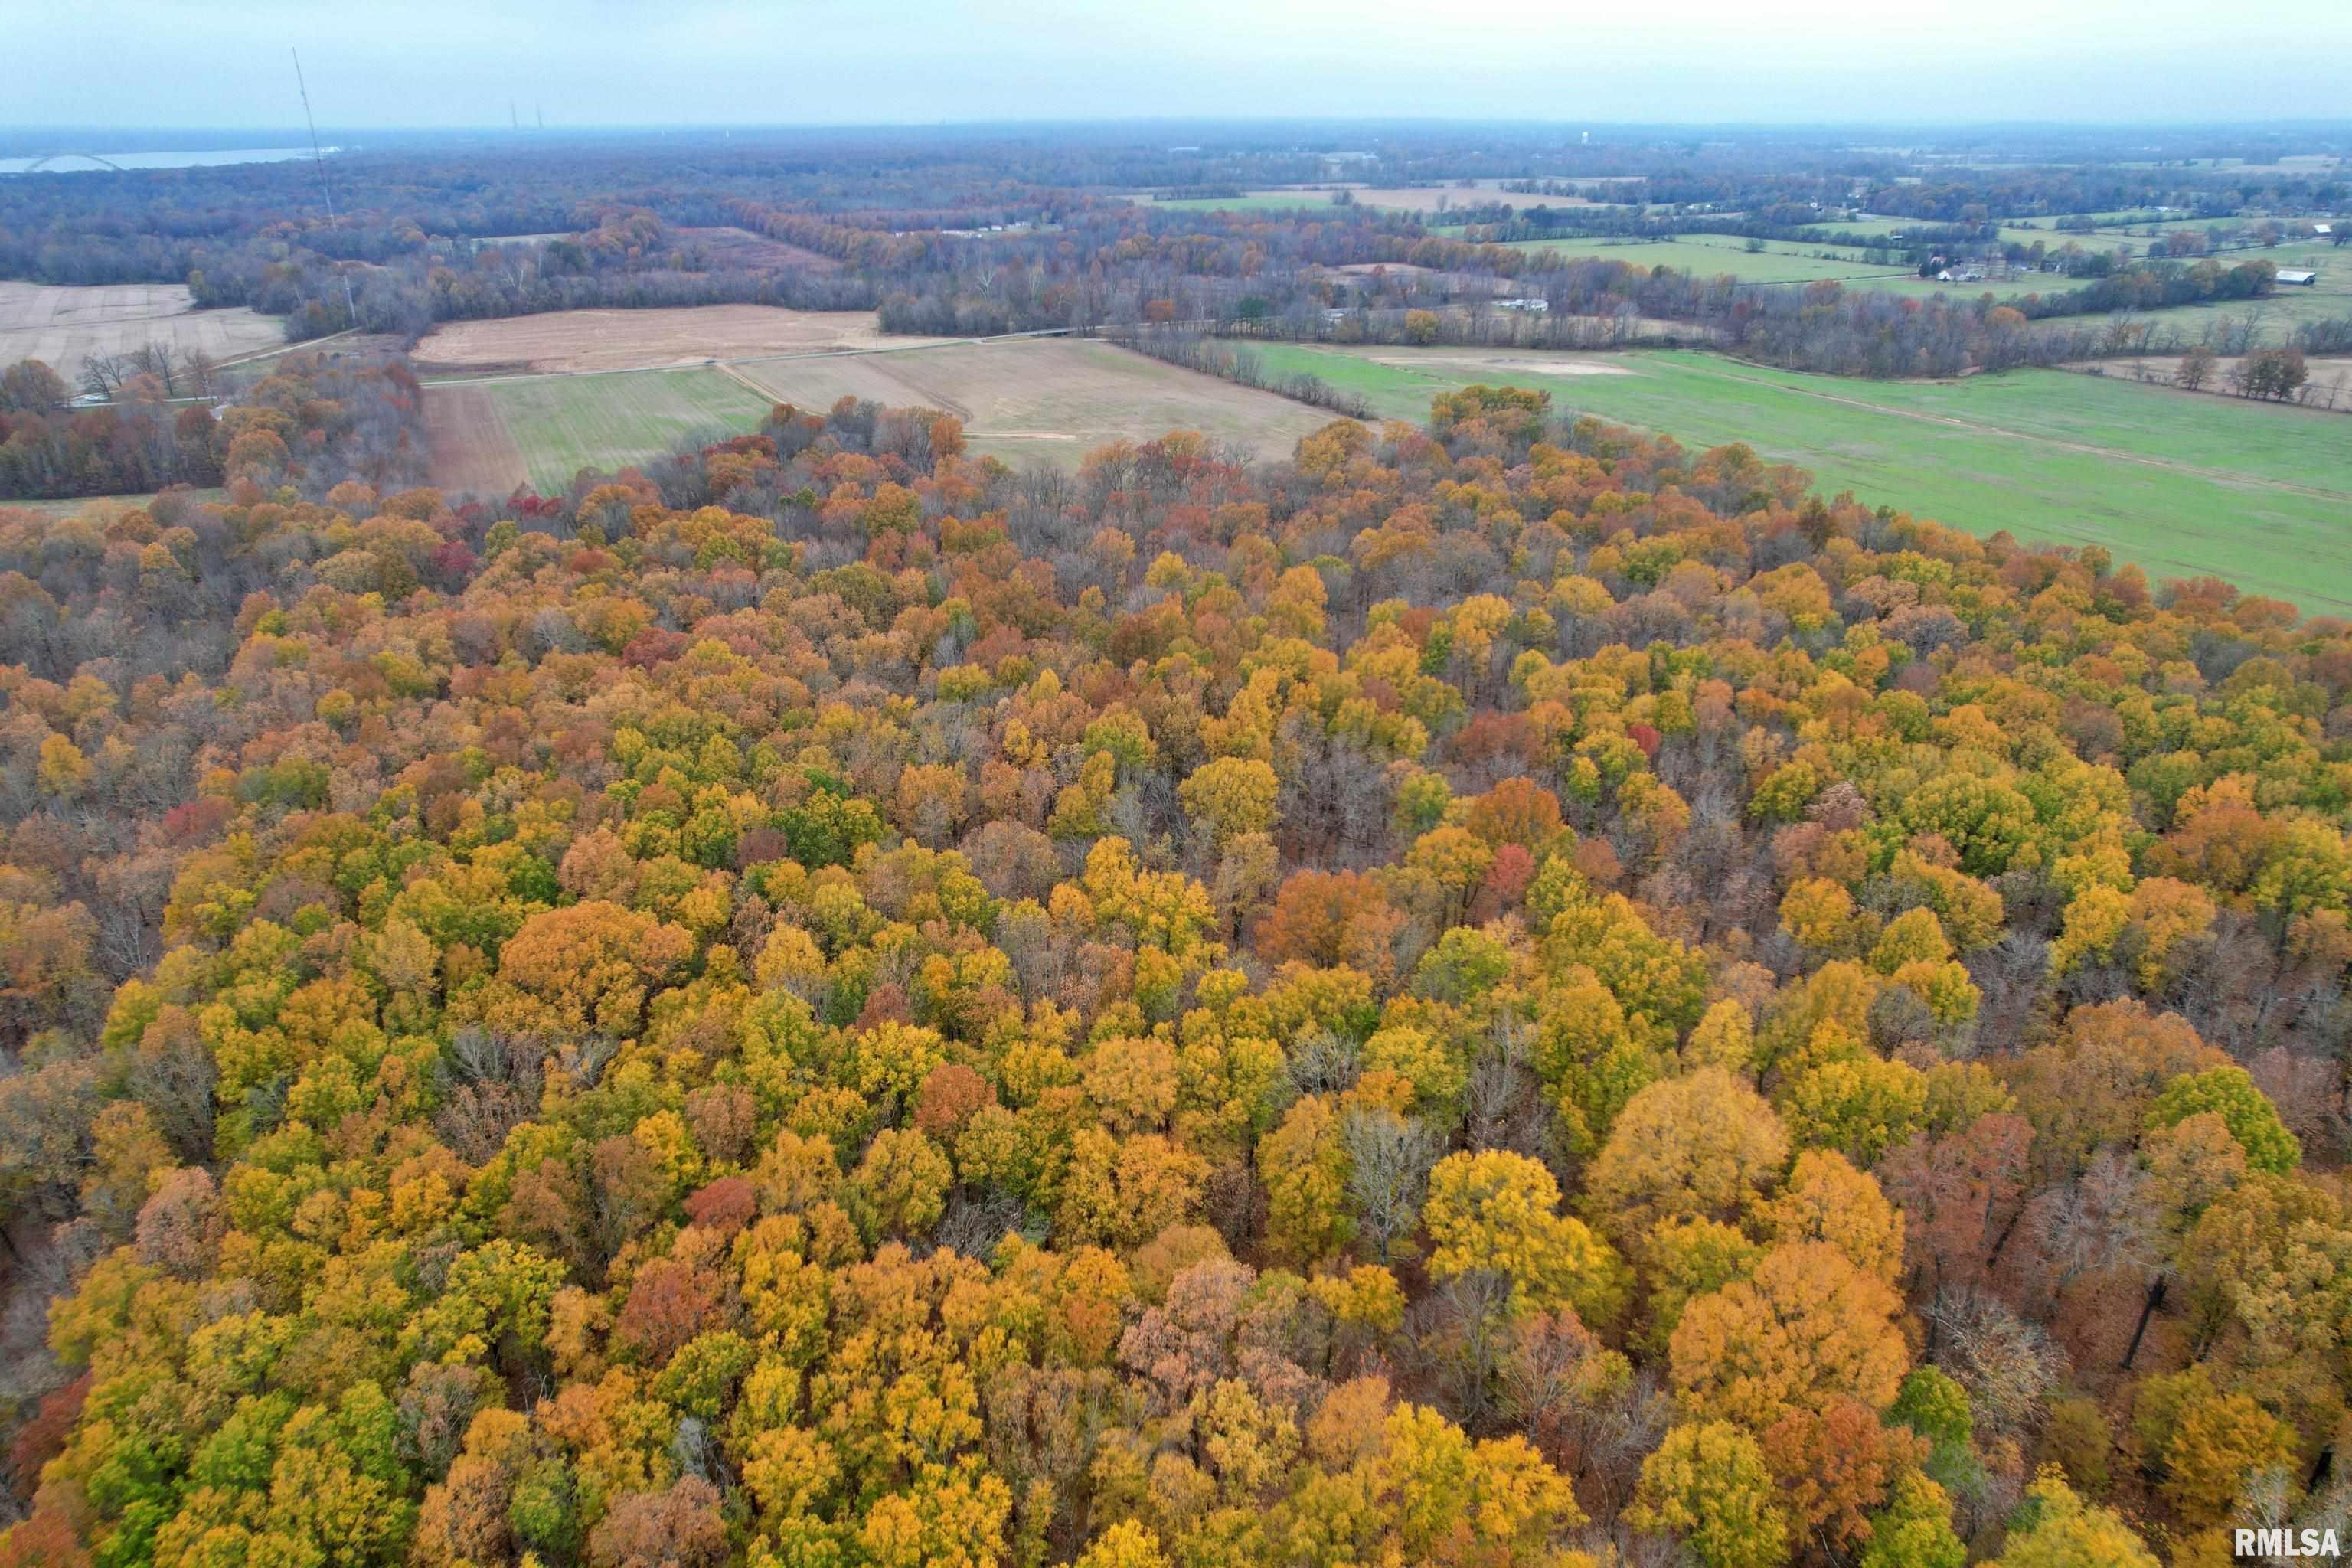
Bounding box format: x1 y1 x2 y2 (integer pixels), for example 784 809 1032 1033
1342 1106 1439 1263
2216 307 2269 356
126 342 179 398
181 348 218 400
2177 344 2216 391
1418 1269 1514 1427
1556 1366 1672 1518
2020 1149 2156 1315
77 352 127 402
1928 1288 2069 1439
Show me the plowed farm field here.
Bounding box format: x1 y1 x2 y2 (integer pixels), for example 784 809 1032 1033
424 386 531 498
411 305 935 375
426 368 772 495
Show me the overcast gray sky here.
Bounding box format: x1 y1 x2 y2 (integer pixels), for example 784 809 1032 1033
10 0 2351 129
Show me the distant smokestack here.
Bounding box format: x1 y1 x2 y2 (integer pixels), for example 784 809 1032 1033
536 104 544 131
510 100 518 131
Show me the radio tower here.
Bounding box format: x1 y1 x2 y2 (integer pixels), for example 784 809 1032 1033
291 49 358 328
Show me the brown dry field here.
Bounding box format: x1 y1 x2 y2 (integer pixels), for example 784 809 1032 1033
412 306 938 375
0 282 283 371
425 385 531 495
0 488 228 521
2067 354 2352 411
735 338 1343 466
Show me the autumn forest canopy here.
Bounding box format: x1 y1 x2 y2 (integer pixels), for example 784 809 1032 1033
0 100 2350 1567
0 329 2343 1568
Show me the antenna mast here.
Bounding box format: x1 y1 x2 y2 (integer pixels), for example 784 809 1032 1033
292 47 358 328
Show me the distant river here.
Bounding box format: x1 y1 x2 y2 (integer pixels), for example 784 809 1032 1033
0 147 335 175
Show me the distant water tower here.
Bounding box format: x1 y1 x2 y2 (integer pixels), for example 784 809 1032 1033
1580 131 1590 145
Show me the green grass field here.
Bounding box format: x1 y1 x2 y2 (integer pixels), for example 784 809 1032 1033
1809 214 2334 263
2118 259 2347 346
1991 224 2119 251
1252 345 2352 612
1799 215 2107 253
479 370 773 492
1736 237 1896 261
1795 217 1917 239
1498 237 1915 284
2076 208 2175 220
1498 237 2069 299
1513 234 1906 266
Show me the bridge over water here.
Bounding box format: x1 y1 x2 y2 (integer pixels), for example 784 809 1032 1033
8 152 128 173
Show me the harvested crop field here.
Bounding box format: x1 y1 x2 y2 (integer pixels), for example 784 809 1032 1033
411 305 933 375
0 281 283 371
733 338 1344 466
427 368 773 495
425 385 531 497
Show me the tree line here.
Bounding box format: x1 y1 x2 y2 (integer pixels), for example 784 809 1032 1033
0 348 426 501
